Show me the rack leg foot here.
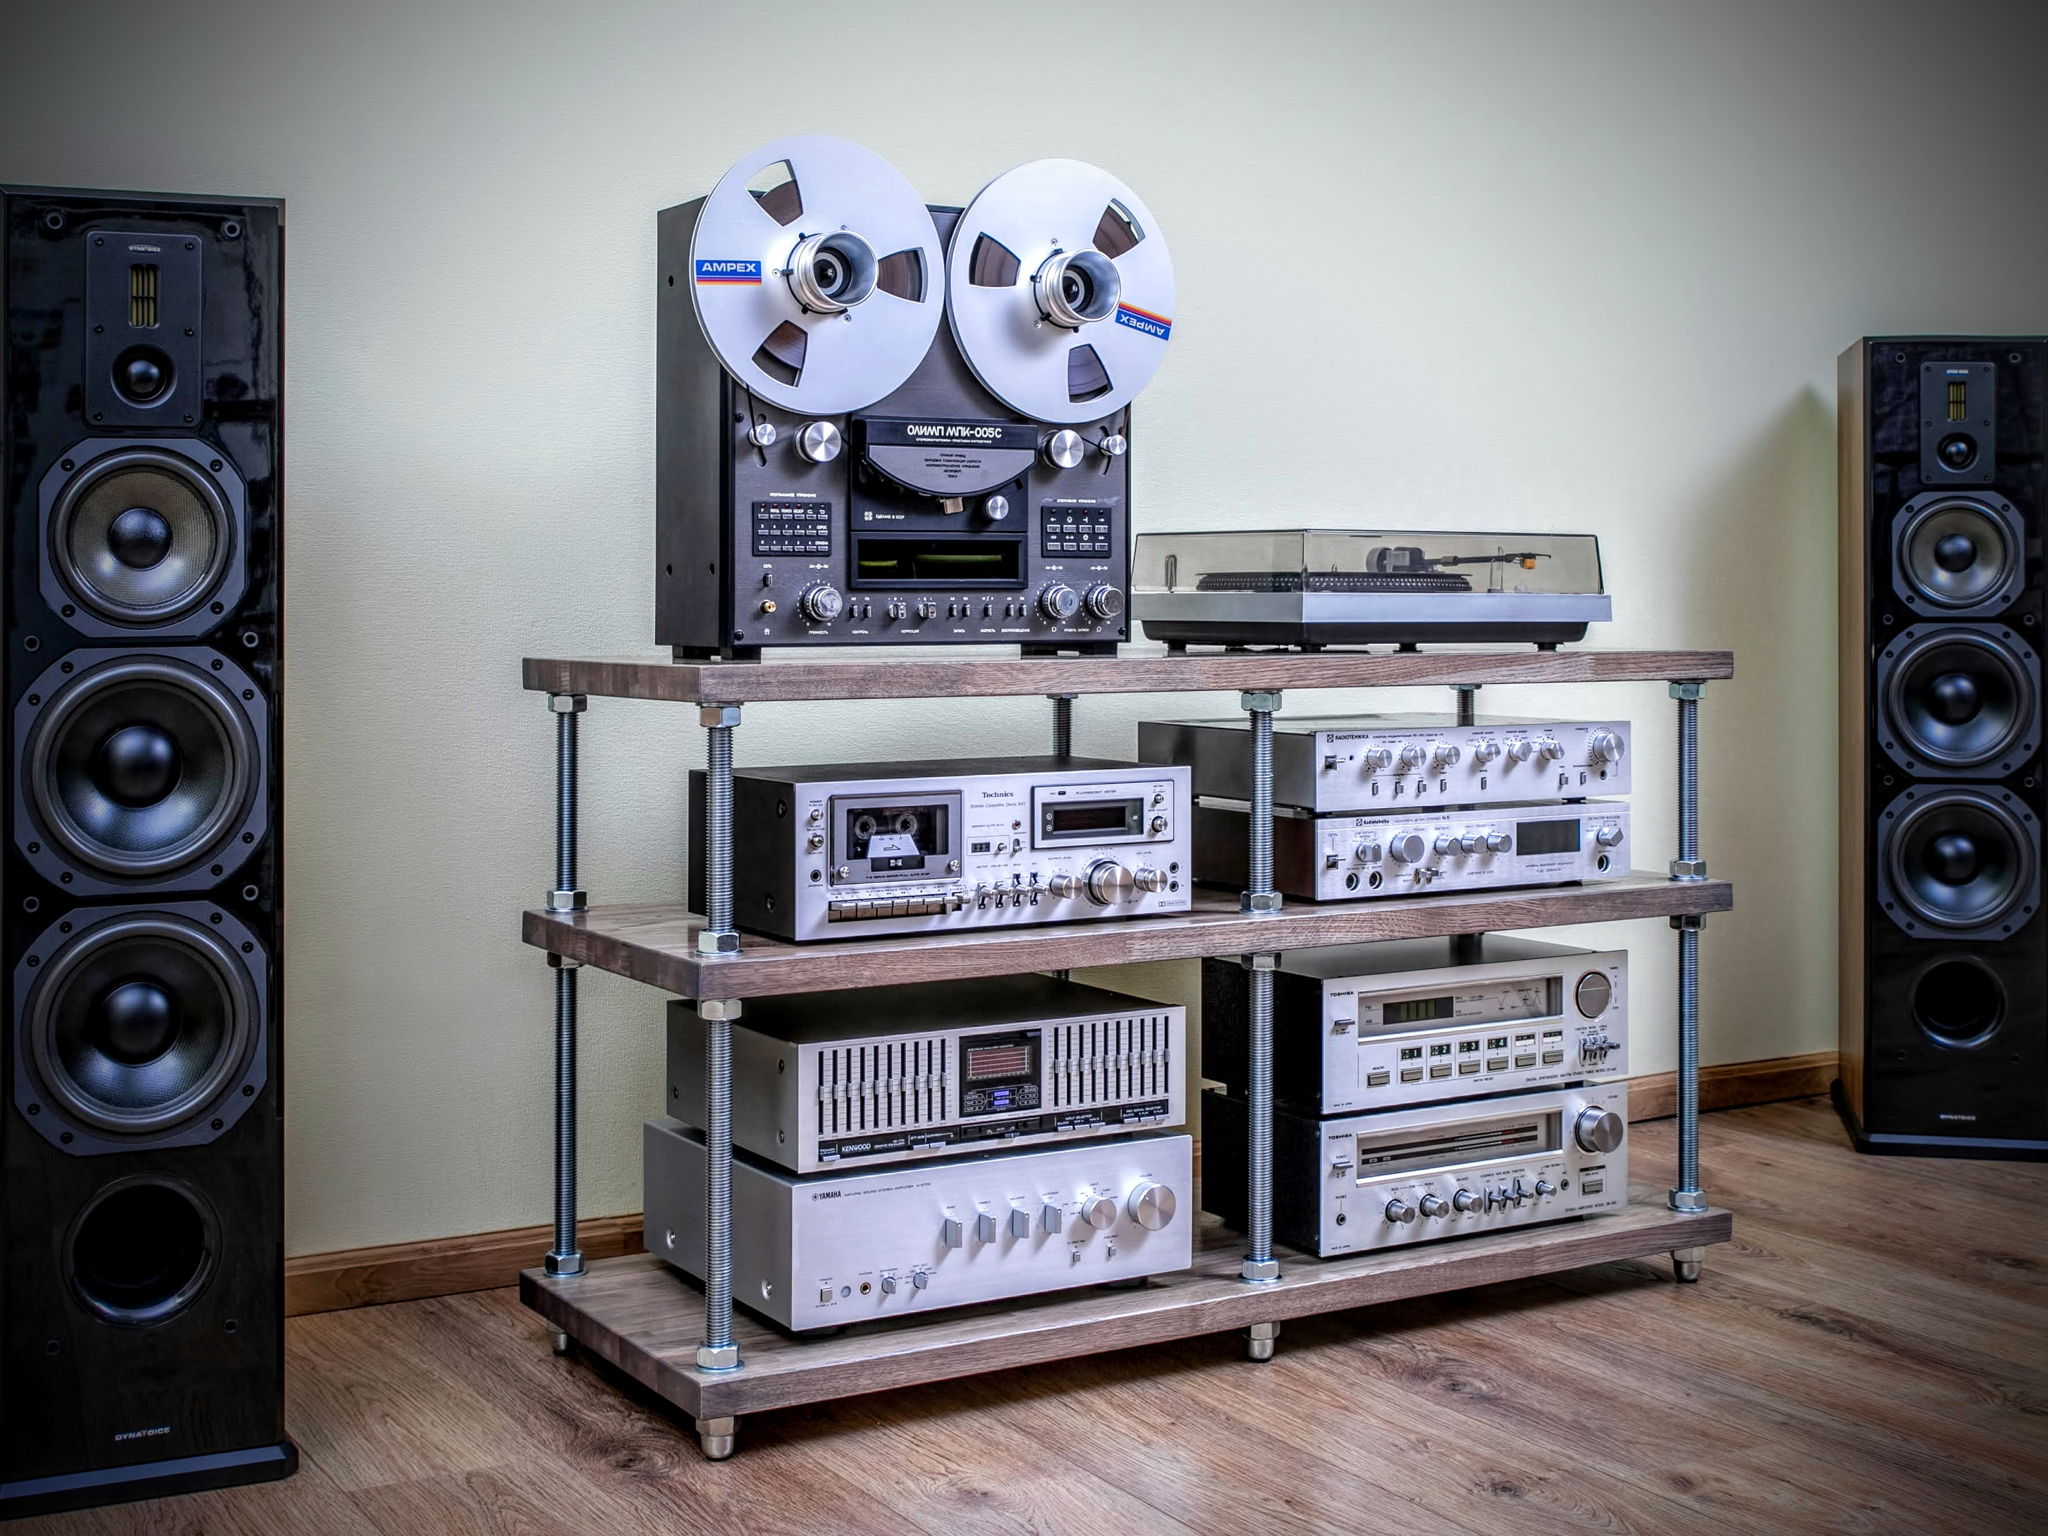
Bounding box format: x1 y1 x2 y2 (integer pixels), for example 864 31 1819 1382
550 1330 572 1356
1671 1246 1705 1284
1244 1321 1280 1362
696 1416 738 1460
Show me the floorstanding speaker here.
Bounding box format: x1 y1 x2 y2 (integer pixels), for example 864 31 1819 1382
0 187 293 1516
1837 336 2048 1159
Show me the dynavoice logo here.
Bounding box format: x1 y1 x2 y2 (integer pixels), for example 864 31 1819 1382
114 1425 172 1444
694 259 762 284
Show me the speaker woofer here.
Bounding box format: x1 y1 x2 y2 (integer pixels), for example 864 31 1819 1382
20 653 261 883
1881 788 2039 937
64 1176 219 1327
1878 626 2038 774
47 447 236 626
21 911 261 1139
1893 493 2023 614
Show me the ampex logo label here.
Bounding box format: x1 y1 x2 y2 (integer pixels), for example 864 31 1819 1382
1114 303 1173 340
694 259 762 284
904 423 1004 441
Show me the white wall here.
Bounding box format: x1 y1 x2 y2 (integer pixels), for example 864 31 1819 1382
4 0 2043 1255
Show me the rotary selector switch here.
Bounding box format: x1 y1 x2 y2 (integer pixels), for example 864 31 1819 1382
1039 583 1082 622
1126 1181 1177 1231
1044 429 1086 469
1536 736 1565 761
1354 839 1383 864
1429 742 1462 770
1080 1193 1119 1232
1484 831 1513 853
796 420 842 463
1452 1189 1481 1213
1388 833 1427 865
1419 1194 1450 1219
1574 1106 1626 1154
1384 1199 1418 1225
797 584 844 624
1575 971 1614 1017
1586 730 1625 766
1133 867 1167 893
1596 825 1625 848
1084 859 1134 905
1084 584 1126 621
1506 738 1534 763
1472 741 1501 765
1398 743 1428 770
1361 747 1394 772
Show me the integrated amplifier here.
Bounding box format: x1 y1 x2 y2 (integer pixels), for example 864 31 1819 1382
1202 936 1627 1113
688 757 1191 942
644 1119 1192 1331
1202 1083 1628 1258
1140 714 1630 813
1192 800 1629 902
665 975 1184 1173
657 136 1176 659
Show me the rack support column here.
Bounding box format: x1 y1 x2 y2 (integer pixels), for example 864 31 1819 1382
1238 690 1283 1356
1049 695 1077 981
543 694 589 1353
1667 681 1709 1280
697 705 744 1398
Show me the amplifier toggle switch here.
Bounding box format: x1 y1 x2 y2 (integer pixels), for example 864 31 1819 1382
1419 1194 1450 1219
1535 1180 1557 1198
975 1212 998 1243
1384 1198 1418 1225
940 1217 965 1249
1580 1033 1619 1065
1040 1200 1064 1234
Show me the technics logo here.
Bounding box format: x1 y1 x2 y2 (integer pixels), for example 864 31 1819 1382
905 423 1004 440
694 259 762 284
1114 303 1173 340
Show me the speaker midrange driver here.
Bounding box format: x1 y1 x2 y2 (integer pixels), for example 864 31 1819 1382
1876 624 2038 777
1878 785 2039 940
13 648 268 894
12 904 268 1154
1891 491 2025 616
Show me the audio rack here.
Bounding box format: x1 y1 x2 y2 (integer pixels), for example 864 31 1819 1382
514 644 1734 1460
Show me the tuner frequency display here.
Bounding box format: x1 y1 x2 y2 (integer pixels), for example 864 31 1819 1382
688 757 1190 942
1202 1083 1628 1257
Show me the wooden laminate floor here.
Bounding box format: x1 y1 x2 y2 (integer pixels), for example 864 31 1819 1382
19 1098 2048 1536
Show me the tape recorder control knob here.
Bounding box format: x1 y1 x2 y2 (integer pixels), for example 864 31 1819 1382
1388 833 1427 865
983 494 1011 521
1126 1181 1177 1231
1084 584 1126 621
1384 1199 1418 1225
1587 730 1625 765
1040 584 1082 622
1101 431 1128 457
798 585 844 623
1452 1189 1481 1213
1084 860 1134 904
1574 1107 1626 1154
1419 1194 1450 1219
795 420 843 463
1044 429 1087 470
1080 1194 1118 1232
747 420 777 448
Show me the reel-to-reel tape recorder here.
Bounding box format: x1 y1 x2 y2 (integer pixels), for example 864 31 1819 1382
657 136 1177 659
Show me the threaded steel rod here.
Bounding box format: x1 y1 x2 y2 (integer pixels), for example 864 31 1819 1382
550 967 581 1270
1249 709 1274 896
1671 686 1707 1214
1677 693 1700 864
1454 685 1477 728
555 708 578 893
1051 694 1074 758
1242 694 1279 1281
702 1010 735 1351
1246 964 1274 1267
705 725 735 939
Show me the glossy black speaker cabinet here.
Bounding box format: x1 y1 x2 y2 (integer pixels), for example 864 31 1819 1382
1838 337 2048 1159
2 187 292 1517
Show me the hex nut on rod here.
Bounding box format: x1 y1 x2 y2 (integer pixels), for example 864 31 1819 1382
1238 689 1282 713
544 952 581 970
1240 890 1283 914
1669 858 1708 881
1240 1257 1280 1284
1668 681 1708 701
696 998 744 1021
698 930 742 955
547 694 588 714
543 1252 585 1278
698 704 743 729
695 1344 740 1372
546 888 588 911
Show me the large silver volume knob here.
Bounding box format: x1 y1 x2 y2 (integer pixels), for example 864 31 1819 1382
1587 729 1625 765
1388 833 1427 864
1039 583 1081 622
1126 1181 1177 1231
797 584 843 623
1044 429 1086 469
1084 584 1126 621
1574 1106 1626 1154
1084 860 1134 905
1080 1193 1118 1231
1384 1199 1418 1225
796 420 842 463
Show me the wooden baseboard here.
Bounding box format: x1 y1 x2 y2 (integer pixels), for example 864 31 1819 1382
284 1050 1837 1318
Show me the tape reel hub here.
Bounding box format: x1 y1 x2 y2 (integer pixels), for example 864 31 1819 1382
787 230 879 315
1036 248 1122 329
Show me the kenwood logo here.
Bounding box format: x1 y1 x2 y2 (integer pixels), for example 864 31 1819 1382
113 1425 172 1444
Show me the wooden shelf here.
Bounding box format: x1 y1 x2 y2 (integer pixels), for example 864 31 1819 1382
525 876 1732 1001
522 646 1734 706
522 1194 1732 1422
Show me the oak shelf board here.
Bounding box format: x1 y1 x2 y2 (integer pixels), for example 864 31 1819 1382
523 876 1733 1001
522 646 1735 706
521 1193 1733 1421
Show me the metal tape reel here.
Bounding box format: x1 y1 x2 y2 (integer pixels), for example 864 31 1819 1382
689 135 944 414
945 159 1175 425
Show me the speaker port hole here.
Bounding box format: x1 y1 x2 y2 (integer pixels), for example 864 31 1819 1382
67 1179 218 1326
1912 958 2004 1047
